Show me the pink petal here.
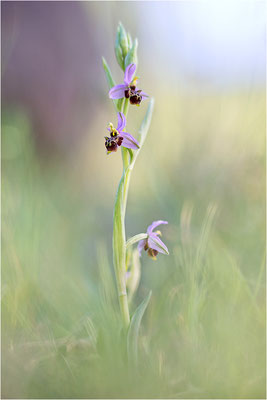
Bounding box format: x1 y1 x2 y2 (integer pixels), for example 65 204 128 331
124 63 136 85
148 234 169 255
139 90 149 99
109 84 127 99
120 132 140 150
147 220 168 235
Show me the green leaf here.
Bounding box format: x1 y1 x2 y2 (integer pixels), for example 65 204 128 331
126 98 155 173
138 97 155 147
102 57 122 112
127 290 152 365
124 38 138 70
102 57 116 90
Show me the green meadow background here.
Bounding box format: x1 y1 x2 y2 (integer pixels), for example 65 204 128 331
2 1 266 398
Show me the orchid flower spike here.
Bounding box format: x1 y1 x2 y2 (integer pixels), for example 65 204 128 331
138 220 169 260
104 112 140 154
109 63 149 106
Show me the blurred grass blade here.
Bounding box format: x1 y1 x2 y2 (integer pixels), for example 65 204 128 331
97 242 116 309
127 290 152 365
195 203 217 266
102 57 123 112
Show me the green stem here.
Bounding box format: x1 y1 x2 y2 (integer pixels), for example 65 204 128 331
122 167 132 217
123 97 129 116
113 175 130 328
112 98 154 328
112 98 131 328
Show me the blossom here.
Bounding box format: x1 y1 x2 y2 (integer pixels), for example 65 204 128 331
109 63 148 106
104 112 140 153
138 220 169 260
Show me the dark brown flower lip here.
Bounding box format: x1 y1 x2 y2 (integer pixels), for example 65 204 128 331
124 87 142 105
105 113 140 154
105 135 123 152
143 239 159 260
129 92 142 105
147 248 159 259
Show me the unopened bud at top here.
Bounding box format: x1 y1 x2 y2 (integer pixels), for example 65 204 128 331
115 23 138 72
115 22 131 70
118 22 129 57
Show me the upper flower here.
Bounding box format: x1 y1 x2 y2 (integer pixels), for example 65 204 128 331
138 220 169 260
104 112 140 154
109 63 148 106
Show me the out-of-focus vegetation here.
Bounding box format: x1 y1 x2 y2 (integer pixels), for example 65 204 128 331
2 86 265 398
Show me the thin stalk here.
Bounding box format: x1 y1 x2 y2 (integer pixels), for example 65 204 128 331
121 99 130 170
112 98 131 328
113 175 130 328
126 233 147 249
112 97 154 328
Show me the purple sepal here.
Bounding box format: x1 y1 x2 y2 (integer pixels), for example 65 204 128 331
109 84 127 99
139 90 149 99
148 234 169 255
147 220 168 235
120 131 140 150
124 63 136 86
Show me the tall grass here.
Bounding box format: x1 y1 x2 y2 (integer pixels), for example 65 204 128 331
2 96 265 398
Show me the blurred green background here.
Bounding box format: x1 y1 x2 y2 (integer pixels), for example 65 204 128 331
2 1 266 398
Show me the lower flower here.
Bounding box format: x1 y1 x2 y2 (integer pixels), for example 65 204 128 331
138 220 169 260
104 112 140 154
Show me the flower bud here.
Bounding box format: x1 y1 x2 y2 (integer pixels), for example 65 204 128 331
127 32 132 50
118 22 129 58
115 41 124 70
115 25 124 70
124 38 138 71
115 22 131 70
